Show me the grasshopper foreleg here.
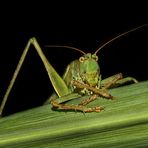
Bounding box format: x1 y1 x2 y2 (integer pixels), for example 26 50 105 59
71 80 114 99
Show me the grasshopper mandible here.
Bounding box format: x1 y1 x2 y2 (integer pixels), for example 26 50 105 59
0 24 147 116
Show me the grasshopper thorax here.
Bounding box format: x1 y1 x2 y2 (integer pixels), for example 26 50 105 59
79 53 100 87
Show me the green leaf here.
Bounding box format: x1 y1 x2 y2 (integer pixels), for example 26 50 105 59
0 81 148 148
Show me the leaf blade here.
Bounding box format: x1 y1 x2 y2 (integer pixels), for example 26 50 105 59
0 81 148 147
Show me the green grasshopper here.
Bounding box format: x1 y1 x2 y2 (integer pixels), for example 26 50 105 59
0 24 147 116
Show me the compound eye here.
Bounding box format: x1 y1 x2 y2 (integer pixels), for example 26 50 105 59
79 56 85 63
95 56 98 61
92 54 98 61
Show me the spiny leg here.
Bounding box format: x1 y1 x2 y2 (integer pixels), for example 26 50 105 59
101 73 123 89
79 94 98 106
49 93 103 113
113 76 138 87
51 100 103 113
101 73 138 89
71 80 114 99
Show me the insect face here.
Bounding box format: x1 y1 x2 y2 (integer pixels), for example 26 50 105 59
79 53 100 87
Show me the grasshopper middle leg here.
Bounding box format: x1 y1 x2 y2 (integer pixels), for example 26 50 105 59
51 99 103 113
101 73 138 89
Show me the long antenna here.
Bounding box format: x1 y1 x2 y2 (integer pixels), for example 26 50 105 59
94 24 148 55
45 45 86 55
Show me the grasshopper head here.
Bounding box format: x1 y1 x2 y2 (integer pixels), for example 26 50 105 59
79 53 100 87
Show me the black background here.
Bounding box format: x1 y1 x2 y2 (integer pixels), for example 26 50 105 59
0 3 148 116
